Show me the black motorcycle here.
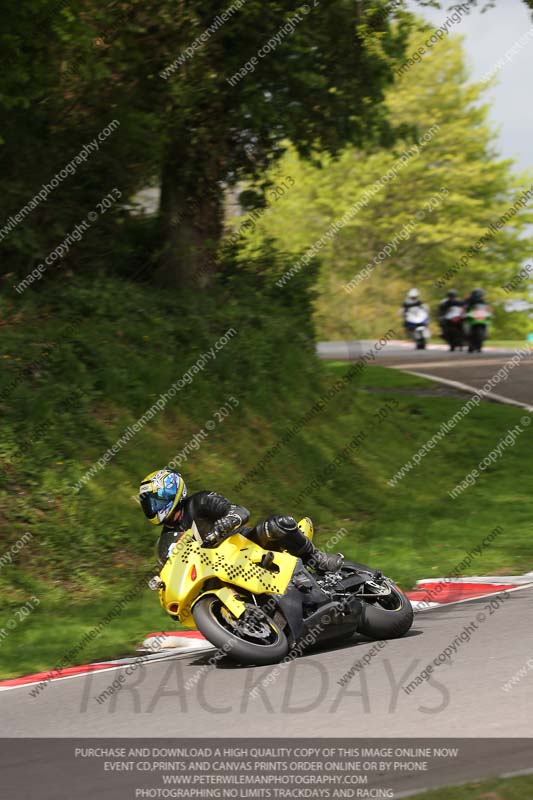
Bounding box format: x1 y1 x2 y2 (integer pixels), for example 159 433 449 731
441 304 465 351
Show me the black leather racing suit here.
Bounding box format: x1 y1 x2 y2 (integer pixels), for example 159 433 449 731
157 491 249 564
402 299 423 312
438 297 463 332
439 297 463 317
156 491 322 567
464 293 486 312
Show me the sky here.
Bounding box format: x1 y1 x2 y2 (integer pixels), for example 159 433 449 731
407 0 533 174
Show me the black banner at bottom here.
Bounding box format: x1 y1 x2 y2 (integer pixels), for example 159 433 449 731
3 738 533 799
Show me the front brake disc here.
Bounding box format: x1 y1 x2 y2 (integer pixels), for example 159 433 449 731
237 607 272 640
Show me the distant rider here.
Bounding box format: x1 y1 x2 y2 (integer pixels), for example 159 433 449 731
439 289 462 318
438 289 463 332
464 287 486 311
139 469 343 572
402 287 424 313
402 288 427 332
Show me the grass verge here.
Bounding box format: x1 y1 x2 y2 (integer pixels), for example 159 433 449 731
1 285 532 679
412 774 533 799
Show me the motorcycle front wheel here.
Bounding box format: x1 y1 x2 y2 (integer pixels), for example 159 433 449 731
470 325 485 352
192 595 290 665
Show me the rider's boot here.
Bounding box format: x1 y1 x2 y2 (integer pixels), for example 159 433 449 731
258 515 344 573
297 537 344 573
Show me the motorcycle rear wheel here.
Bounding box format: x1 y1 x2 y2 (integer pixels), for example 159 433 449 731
193 595 290 665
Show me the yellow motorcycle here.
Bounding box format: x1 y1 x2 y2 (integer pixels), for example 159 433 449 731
153 519 413 665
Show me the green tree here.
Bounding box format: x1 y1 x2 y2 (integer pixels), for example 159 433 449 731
2 1 533 291
0 1 414 288
106 0 413 286
244 25 533 338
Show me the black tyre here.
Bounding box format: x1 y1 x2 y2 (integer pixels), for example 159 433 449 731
192 595 289 666
358 585 414 640
450 330 462 351
470 325 485 353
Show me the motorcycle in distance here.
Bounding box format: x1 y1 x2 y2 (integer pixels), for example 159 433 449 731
441 304 465 351
404 305 431 350
151 520 414 665
464 303 493 353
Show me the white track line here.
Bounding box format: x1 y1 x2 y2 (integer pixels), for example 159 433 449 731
501 768 533 778
393 369 533 413
396 765 533 798
0 646 213 693
392 356 533 369
410 582 533 613
417 575 533 585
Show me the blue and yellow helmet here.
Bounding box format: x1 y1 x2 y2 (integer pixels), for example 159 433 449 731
139 469 187 525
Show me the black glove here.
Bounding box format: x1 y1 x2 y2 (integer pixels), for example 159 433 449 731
202 530 221 548
213 512 242 534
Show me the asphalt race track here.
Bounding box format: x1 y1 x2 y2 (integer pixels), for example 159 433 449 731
318 340 533 409
2 588 533 795
1 587 533 739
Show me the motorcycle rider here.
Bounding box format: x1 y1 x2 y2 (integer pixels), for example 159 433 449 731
401 288 427 332
139 469 343 573
464 287 486 311
438 289 463 332
438 289 462 318
402 287 424 313
463 288 491 353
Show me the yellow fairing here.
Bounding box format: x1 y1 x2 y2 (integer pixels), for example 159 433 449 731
159 530 297 628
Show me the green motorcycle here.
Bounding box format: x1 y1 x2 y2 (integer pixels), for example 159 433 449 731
464 303 493 353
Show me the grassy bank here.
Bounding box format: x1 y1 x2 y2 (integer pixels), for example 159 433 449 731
1 277 532 679
414 774 533 799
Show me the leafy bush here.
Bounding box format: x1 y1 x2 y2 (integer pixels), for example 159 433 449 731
0 248 321 589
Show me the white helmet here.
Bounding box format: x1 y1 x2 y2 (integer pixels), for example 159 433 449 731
407 288 420 300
